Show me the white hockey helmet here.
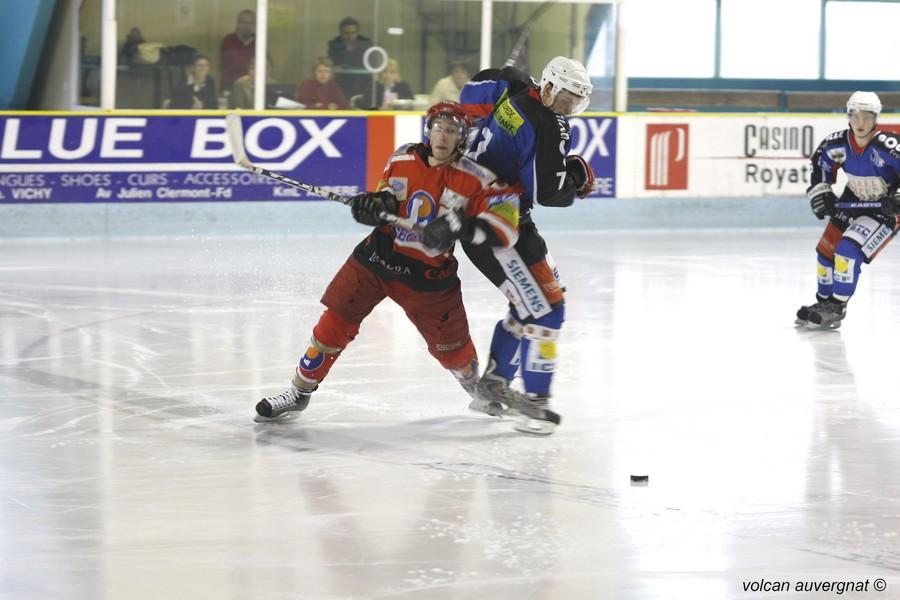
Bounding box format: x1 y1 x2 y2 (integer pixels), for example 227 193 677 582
846 91 881 116
540 56 593 115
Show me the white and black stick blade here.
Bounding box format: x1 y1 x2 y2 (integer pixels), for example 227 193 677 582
225 112 251 169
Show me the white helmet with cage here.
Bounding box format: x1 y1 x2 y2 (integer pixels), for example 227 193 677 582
539 56 593 115
846 91 881 116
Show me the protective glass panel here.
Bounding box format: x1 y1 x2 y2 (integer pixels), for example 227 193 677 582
79 1 102 106
826 1 900 80
625 0 715 77
99 0 616 111
721 0 819 79
491 1 615 111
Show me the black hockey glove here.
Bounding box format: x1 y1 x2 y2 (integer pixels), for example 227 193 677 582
565 155 597 198
350 190 398 227
422 209 473 252
807 183 837 220
880 191 900 218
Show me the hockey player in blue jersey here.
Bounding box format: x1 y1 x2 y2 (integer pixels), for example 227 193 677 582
797 91 900 329
427 56 595 434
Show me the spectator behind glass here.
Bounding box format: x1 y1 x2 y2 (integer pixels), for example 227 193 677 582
220 9 256 90
170 54 218 109
430 62 470 103
375 59 414 109
326 16 373 99
353 58 414 109
119 27 144 64
296 57 348 110
229 60 254 109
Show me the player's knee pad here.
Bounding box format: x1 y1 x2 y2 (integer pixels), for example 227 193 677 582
313 309 359 349
832 238 864 300
520 306 565 395
488 313 524 381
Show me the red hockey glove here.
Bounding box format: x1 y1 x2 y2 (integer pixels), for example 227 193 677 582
565 155 596 198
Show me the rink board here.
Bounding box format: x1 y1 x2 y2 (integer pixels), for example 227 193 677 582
0 110 898 203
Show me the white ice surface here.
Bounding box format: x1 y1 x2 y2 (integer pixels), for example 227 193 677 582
1 228 898 599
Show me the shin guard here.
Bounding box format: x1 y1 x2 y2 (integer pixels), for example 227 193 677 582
487 314 523 381
520 306 565 396
295 309 359 389
832 239 864 301
816 253 834 299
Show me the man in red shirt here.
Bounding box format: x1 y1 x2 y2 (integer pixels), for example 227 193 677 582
220 9 256 90
254 102 560 433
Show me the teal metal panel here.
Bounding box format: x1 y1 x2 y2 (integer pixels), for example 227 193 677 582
0 0 58 109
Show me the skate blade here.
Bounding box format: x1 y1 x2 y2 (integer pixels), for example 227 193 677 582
804 321 842 331
253 412 301 423
468 398 509 418
513 416 558 436
794 318 808 327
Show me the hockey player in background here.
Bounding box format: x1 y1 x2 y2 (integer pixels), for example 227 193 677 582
456 56 596 433
797 91 900 329
254 102 560 431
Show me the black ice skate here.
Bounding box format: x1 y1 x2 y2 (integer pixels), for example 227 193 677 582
469 370 511 417
474 366 560 434
511 393 560 435
254 380 315 422
795 295 829 326
468 359 515 417
806 298 847 330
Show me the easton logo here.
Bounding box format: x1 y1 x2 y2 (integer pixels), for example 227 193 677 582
645 124 689 190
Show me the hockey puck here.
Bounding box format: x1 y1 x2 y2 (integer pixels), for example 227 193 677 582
630 474 649 484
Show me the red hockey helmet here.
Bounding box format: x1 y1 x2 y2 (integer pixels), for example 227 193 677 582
423 101 472 152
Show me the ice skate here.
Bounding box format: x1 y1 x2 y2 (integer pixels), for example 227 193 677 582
511 393 560 435
806 298 847 330
795 296 828 326
470 364 514 417
475 368 560 434
254 380 315 422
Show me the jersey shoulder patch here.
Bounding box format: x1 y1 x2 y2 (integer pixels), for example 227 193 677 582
817 130 849 163
494 96 527 136
453 155 499 186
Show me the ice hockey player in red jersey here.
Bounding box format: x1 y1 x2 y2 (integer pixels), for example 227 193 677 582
254 102 560 431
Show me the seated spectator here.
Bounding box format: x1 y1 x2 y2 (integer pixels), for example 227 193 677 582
355 58 413 109
296 57 348 110
229 60 255 109
327 16 373 99
170 55 218 109
430 62 470 103
220 9 256 90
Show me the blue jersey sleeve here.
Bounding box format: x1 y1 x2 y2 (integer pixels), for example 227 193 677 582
810 129 847 187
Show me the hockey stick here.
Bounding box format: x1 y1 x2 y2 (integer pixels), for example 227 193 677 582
836 202 883 209
503 1 558 69
225 112 419 230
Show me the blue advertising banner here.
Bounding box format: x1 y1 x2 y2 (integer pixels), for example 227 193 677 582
569 116 616 198
0 114 368 203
